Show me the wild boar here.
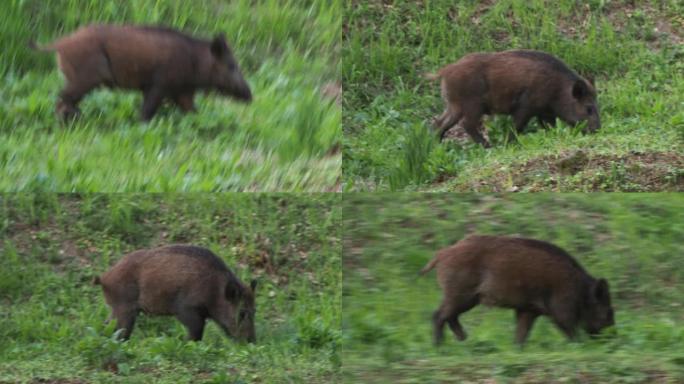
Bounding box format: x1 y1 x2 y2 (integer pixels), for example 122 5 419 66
94 245 257 342
420 235 614 345
427 50 600 147
30 24 252 121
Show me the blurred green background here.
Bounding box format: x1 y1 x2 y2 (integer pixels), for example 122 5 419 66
343 193 684 383
0 0 340 191
0 193 340 382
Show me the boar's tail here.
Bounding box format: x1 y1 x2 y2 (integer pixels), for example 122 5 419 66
419 255 440 276
423 72 441 81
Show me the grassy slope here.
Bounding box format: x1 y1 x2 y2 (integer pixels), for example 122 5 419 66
0 0 340 192
342 193 684 383
343 0 684 191
0 194 341 383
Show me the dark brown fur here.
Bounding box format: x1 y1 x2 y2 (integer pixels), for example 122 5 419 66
421 235 614 345
95 245 257 342
429 50 600 147
31 25 252 121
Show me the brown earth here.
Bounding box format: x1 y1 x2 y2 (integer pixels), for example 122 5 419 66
435 151 683 192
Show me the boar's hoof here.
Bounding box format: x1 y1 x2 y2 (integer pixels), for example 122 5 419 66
56 101 80 120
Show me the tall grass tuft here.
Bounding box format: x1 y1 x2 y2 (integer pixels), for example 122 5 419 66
389 124 435 190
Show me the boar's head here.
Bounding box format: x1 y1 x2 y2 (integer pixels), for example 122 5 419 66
209 35 252 103
560 78 601 133
581 278 615 336
221 278 257 343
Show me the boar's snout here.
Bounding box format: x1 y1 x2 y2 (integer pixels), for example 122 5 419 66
209 34 253 103
581 103 601 133
582 278 614 336
216 66 252 103
586 111 600 133
231 320 256 344
232 80 253 103
223 278 257 343
569 79 600 133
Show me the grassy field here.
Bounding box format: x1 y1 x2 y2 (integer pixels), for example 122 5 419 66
342 193 684 383
343 0 684 191
0 193 341 383
0 0 340 192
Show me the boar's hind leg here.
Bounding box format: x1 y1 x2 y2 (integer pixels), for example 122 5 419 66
432 309 448 345
432 109 450 128
435 109 463 142
515 309 540 345
433 296 478 345
175 307 206 341
537 115 556 130
57 80 100 120
56 53 110 120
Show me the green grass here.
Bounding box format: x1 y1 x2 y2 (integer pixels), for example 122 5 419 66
0 193 341 383
0 0 340 192
342 193 684 383
343 0 684 191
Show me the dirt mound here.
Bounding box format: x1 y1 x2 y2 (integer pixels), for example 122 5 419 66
441 151 683 192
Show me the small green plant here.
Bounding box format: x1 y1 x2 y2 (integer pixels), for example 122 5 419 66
388 124 436 190
293 316 340 350
76 326 132 372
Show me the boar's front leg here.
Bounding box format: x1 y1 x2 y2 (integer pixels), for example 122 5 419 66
537 115 556 130
513 108 535 134
549 298 579 341
504 107 535 144
112 306 138 340
141 86 165 121
173 93 196 113
514 309 540 345
175 307 207 341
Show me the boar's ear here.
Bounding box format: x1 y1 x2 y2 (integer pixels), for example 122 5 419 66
250 279 257 292
572 80 589 100
593 278 610 303
225 279 243 301
211 34 228 58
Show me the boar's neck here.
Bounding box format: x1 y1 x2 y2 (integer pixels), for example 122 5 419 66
194 44 217 90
